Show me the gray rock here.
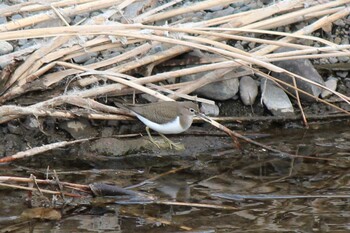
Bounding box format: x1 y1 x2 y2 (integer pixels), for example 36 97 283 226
234 43 244 51
73 13 90 25
239 76 258 105
11 14 23 21
17 39 28 47
60 119 98 139
259 0 276 4
204 6 235 20
334 37 342 44
338 56 349 63
200 103 220 116
73 52 98 64
208 5 225 11
7 122 22 135
334 19 345 26
248 42 256 49
84 57 98 65
321 77 338 99
0 3 9 12
140 93 159 103
336 72 348 78
181 70 239 101
0 16 7 24
0 41 14 55
272 48 325 101
328 57 338 64
319 58 328 64
100 127 115 137
90 138 152 156
24 116 40 130
341 37 349 45
35 18 71 28
3 134 25 155
261 79 294 116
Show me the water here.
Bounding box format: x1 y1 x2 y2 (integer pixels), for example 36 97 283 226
1 121 350 232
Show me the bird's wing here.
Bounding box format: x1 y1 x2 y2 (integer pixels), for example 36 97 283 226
130 102 178 124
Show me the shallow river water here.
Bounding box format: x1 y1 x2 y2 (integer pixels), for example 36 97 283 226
0 120 349 232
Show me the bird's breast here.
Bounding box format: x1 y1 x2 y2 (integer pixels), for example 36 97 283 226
135 115 190 134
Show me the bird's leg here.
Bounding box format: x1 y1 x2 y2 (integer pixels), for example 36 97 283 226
145 126 162 148
159 133 185 151
145 127 185 150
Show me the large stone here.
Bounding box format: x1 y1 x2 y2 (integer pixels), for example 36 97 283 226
272 48 325 101
181 70 239 101
90 138 151 156
261 79 294 116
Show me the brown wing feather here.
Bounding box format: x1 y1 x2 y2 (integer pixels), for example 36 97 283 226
129 102 179 124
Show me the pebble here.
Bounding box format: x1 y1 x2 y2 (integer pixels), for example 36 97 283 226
24 117 40 130
101 127 115 137
84 57 99 65
204 7 235 21
73 13 90 25
261 79 294 116
338 56 349 63
0 41 14 55
207 5 225 11
328 57 338 64
344 78 350 89
0 16 7 24
7 122 22 135
17 39 29 47
334 19 345 27
73 52 98 64
11 14 23 21
4 134 25 155
140 93 159 103
336 72 348 78
239 76 258 105
333 37 341 44
248 42 256 49
200 103 220 116
59 119 98 139
0 3 9 13
319 58 328 64
234 42 244 51
321 77 338 99
341 37 349 45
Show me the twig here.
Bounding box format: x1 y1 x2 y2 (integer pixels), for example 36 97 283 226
0 138 90 163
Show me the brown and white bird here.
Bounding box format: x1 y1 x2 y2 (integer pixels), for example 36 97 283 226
117 101 199 149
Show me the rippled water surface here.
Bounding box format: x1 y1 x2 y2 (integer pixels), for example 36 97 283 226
1 121 350 232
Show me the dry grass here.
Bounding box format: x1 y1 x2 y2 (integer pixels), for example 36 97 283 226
0 0 349 124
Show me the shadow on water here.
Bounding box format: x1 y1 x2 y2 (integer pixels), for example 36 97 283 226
1 121 350 232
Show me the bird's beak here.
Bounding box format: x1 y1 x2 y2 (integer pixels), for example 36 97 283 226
196 112 212 122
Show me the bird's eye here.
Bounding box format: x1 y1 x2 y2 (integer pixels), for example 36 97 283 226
189 108 196 113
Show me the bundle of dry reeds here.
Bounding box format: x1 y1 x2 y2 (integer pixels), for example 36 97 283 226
0 0 349 123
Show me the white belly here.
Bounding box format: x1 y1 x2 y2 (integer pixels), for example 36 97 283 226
135 115 188 134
